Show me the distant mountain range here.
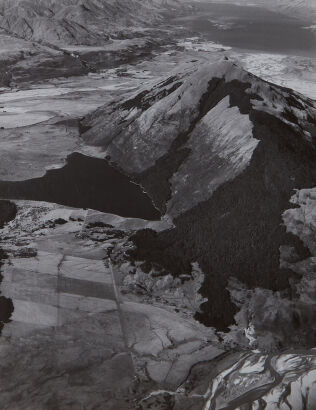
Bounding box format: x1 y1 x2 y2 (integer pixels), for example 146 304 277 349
195 0 316 22
0 0 182 46
256 0 316 20
2 0 314 48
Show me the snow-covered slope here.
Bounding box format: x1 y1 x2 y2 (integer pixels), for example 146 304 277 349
0 0 182 46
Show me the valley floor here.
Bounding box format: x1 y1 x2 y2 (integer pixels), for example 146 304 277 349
0 201 315 409
0 201 223 409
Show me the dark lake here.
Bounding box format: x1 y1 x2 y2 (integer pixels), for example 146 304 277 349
0 153 161 221
174 2 316 57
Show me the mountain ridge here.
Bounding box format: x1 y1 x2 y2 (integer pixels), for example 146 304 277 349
82 59 316 215
0 0 182 46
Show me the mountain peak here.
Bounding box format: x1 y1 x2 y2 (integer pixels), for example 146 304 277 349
83 58 316 215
